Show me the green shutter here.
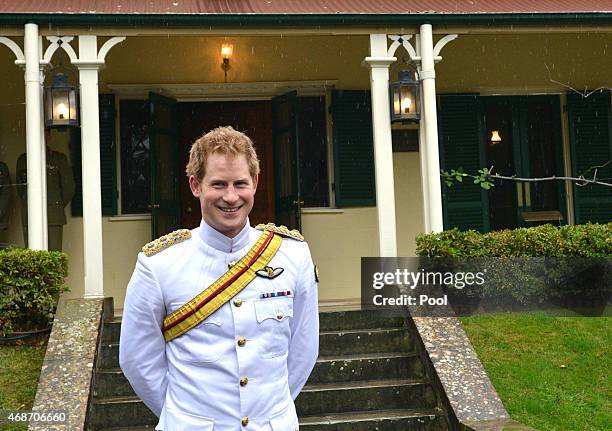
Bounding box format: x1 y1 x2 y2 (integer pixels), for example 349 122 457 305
70 93 117 216
567 90 612 224
332 90 376 207
438 94 489 232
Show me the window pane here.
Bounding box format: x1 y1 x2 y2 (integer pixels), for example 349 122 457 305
298 96 329 207
120 100 151 214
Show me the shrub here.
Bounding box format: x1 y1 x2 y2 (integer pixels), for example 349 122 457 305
415 223 612 257
0 248 69 336
414 224 611 308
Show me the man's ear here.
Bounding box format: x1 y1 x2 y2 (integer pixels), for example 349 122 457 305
189 175 201 197
252 174 259 193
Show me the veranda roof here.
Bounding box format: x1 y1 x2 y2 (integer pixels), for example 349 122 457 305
0 0 611 25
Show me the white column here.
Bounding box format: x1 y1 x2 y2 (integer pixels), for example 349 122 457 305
419 24 444 233
76 35 104 298
24 23 45 250
364 34 397 257
39 57 48 249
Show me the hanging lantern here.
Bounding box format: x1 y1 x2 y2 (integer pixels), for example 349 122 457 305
45 73 79 128
390 69 420 123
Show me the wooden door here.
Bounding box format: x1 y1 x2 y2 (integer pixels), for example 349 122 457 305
177 101 275 229
149 92 181 238
272 91 301 230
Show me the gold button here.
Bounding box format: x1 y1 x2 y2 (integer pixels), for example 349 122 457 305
237 336 246 347
240 376 248 386
276 312 284 320
233 298 243 307
241 416 249 426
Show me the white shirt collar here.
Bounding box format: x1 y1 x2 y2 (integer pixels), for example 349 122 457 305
198 218 251 253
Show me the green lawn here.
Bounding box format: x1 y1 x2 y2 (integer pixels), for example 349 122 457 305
0 343 47 431
460 313 611 431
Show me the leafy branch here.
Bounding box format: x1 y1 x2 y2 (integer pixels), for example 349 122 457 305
441 161 612 189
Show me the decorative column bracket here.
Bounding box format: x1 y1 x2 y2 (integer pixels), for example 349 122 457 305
1 34 126 67
386 33 458 65
0 36 25 66
44 36 126 68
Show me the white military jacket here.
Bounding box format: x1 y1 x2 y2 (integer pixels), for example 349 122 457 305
119 220 319 431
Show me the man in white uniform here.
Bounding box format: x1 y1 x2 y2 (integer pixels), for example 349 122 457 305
120 126 319 430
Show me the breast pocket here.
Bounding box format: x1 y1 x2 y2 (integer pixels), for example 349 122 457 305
168 304 225 364
254 297 294 358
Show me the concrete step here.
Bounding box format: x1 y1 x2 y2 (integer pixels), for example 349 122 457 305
98 342 120 369
101 310 406 344
95 352 425 398
91 379 436 428
299 408 449 431
319 327 413 356
100 317 122 343
98 409 448 431
98 326 416 370
89 396 157 429
319 310 405 332
295 379 436 416
309 352 425 384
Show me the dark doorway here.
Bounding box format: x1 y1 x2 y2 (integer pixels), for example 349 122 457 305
177 101 275 229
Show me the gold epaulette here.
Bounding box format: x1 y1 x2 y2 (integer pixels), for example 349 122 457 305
142 229 191 256
255 222 304 241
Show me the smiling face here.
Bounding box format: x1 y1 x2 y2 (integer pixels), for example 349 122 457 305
189 152 258 238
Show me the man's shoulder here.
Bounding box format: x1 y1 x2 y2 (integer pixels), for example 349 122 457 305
141 228 194 257
254 222 305 242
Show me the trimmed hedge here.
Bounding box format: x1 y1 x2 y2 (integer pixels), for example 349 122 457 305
0 249 68 336
415 223 612 257
414 224 611 307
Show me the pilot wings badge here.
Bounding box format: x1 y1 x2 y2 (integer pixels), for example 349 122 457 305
256 266 284 279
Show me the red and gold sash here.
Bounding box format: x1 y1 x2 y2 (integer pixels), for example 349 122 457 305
162 230 282 342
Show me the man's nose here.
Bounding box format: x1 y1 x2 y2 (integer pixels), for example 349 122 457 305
223 186 239 203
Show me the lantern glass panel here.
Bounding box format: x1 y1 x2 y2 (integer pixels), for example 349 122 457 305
393 89 401 116
53 89 70 124
55 90 70 121
69 90 78 122
400 86 414 114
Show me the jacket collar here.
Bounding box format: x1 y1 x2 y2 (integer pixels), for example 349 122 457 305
198 218 251 253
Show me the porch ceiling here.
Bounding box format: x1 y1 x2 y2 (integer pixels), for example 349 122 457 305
2 0 611 14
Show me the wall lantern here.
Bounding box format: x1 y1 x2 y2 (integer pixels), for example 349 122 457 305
44 73 79 128
390 69 420 123
221 43 234 83
490 130 502 145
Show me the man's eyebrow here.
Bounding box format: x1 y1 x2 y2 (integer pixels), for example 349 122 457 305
207 177 249 183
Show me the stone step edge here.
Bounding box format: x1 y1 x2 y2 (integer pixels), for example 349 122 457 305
97 408 443 431
110 310 404 321
95 350 419 377
299 407 444 425
101 409 443 431
318 327 407 335
92 378 430 405
301 378 430 392
101 326 408 346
